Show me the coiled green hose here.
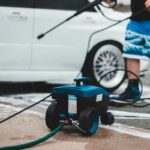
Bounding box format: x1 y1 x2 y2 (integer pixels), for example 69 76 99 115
0 123 65 150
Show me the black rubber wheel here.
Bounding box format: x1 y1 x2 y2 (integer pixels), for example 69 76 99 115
82 41 126 92
45 102 59 130
100 112 115 125
79 107 99 136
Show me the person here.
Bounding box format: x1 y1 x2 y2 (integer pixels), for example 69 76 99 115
103 0 150 101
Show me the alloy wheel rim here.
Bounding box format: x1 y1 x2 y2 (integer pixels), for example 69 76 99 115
93 44 125 89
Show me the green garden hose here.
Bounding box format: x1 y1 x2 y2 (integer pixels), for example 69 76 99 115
0 123 65 150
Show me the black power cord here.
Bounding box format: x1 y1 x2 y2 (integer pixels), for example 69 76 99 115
0 94 52 124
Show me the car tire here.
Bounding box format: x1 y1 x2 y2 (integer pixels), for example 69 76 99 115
82 41 126 92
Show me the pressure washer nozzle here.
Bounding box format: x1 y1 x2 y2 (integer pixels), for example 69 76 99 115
60 119 71 125
37 34 45 39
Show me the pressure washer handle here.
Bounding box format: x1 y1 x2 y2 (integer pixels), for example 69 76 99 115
37 0 103 40
74 77 92 86
73 0 101 17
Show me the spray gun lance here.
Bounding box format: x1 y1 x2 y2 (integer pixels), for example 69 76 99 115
37 0 117 40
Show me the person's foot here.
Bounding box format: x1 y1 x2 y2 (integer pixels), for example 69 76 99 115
111 82 141 101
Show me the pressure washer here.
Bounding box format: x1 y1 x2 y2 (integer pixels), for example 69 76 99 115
45 77 114 135
39 0 116 136
0 0 150 149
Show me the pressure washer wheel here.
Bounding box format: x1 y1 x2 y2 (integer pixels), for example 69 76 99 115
100 112 115 125
45 102 59 130
79 107 99 135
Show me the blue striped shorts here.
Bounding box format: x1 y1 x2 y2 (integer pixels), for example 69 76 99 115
123 20 150 60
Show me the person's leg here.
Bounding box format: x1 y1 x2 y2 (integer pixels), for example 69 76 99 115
118 58 141 101
112 20 150 101
127 58 140 80
111 52 141 101
112 43 141 101
112 59 141 100
114 20 142 100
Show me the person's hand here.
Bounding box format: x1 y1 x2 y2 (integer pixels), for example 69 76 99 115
145 0 150 11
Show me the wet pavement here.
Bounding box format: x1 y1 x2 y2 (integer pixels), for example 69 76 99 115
0 113 150 150
0 83 150 149
110 81 150 130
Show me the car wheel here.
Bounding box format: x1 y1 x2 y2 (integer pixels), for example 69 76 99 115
82 41 126 92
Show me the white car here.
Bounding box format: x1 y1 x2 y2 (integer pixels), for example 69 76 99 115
0 0 148 91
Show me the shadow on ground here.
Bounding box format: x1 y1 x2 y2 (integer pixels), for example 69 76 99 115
0 82 60 94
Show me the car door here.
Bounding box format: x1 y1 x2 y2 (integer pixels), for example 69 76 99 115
31 0 99 73
0 0 34 70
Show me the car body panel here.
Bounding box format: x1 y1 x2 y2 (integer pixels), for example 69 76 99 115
0 0 149 84
0 7 33 70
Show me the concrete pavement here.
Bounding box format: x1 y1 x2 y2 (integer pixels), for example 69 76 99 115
0 87 150 150
0 114 150 150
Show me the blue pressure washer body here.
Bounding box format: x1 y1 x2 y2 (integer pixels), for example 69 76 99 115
45 77 114 135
